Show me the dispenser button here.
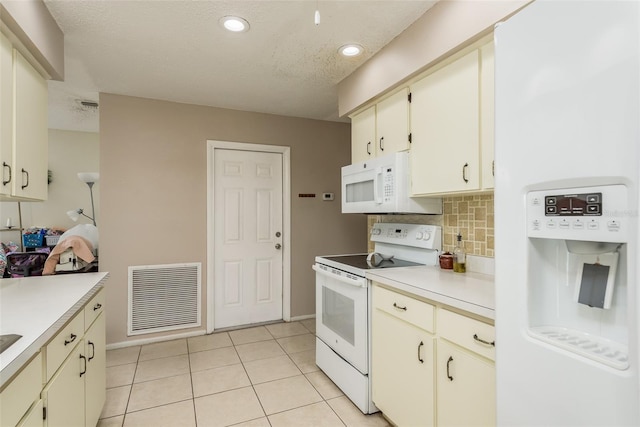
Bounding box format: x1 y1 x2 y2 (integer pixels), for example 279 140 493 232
607 221 620 232
587 220 599 230
546 219 556 229
572 219 584 229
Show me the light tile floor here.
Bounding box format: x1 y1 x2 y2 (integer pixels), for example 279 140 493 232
98 319 390 427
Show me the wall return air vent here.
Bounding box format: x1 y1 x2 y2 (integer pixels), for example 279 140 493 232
128 262 201 335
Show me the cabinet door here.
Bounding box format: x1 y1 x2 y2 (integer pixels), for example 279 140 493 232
13 49 48 200
351 106 376 163
85 313 106 427
436 339 496 427
480 43 495 190
0 32 13 197
17 400 43 427
376 88 409 155
411 50 480 195
42 344 86 427
372 308 435 427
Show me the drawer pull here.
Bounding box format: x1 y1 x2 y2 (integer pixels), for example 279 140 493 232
93 303 102 311
473 334 495 347
88 341 95 361
418 341 424 364
80 354 87 377
446 356 454 381
64 333 77 346
393 302 407 311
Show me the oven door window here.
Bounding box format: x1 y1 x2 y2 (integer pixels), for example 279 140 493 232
322 287 355 345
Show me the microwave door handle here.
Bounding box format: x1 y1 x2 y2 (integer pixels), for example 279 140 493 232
374 166 383 204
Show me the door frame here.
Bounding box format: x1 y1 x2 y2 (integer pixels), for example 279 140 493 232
206 140 291 333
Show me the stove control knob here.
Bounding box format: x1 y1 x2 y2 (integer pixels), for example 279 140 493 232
416 232 424 240
423 232 431 241
371 228 381 235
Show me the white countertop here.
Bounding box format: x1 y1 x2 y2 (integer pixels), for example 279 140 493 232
366 265 495 320
0 272 108 388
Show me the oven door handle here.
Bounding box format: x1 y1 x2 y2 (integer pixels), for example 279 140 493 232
313 265 367 288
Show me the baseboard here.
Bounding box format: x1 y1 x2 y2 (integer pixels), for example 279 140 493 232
106 329 206 350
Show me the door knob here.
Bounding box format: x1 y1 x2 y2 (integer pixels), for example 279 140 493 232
275 243 282 250
275 232 281 237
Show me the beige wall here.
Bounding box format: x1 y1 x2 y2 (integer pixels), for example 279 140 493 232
99 93 367 345
0 129 99 240
0 0 64 80
338 0 529 116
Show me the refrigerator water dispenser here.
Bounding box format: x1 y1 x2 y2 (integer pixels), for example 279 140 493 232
525 185 629 369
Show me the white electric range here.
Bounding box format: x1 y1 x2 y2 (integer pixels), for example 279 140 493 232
313 223 442 414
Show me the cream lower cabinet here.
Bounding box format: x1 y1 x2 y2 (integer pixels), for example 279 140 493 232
0 353 43 427
84 314 106 427
372 285 436 427
42 289 106 427
42 343 85 427
436 340 495 426
372 284 495 427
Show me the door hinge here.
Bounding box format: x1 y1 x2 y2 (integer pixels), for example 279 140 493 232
408 133 412 143
43 407 47 420
408 92 412 103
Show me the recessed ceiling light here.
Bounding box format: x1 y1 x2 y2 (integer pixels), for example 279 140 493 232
219 16 250 33
339 44 363 57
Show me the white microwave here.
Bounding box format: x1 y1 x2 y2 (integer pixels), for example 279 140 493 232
341 151 442 214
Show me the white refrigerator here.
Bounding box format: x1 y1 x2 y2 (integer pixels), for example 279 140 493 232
494 0 640 425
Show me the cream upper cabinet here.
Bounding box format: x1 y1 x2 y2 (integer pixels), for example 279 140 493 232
376 88 410 156
480 42 495 190
0 32 14 197
372 285 435 427
411 50 480 195
0 35 48 201
351 105 376 163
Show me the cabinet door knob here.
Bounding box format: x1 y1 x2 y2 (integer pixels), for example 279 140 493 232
21 168 29 189
393 302 407 311
446 356 454 381
79 354 87 377
2 162 11 186
462 163 469 183
64 333 77 346
473 334 495 347
275 243 282 250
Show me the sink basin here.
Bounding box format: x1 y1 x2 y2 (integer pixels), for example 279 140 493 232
0 334 22 354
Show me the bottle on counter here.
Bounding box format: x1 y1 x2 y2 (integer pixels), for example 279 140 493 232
453 233 466 273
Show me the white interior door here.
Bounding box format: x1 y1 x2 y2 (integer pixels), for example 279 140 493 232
213 148 284 329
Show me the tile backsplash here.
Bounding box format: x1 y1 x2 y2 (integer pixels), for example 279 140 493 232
367 193 494 258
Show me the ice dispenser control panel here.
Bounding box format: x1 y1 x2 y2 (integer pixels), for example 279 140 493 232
527 184 627 242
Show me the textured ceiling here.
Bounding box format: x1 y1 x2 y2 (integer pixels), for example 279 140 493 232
44 0 437 133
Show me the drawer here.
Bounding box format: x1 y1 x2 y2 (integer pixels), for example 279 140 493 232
373 285 435 333
45 311 84 381
437 309 495 361
0 353 43 427
85 288 105 330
